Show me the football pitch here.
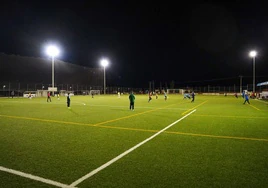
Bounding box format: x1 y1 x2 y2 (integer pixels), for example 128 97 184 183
0 94 267 188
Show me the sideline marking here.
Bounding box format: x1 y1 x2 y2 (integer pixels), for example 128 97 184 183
0 102 187 128
90 104 188 110
69 109 196 187
0 166 75 188
255 99 268 104
248 104 261 111
1 114 267 142
0 114 94 126
93 102 188 126
193 114 268 119
96 125 268 142
182 101 208 115
164 131 268 142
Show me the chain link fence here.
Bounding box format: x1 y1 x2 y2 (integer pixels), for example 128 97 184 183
1 82 267 97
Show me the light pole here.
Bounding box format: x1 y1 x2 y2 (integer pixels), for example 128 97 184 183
46 45 59 96
100 59 109 95
3 85 5 96
249 51 257 93
239 75 243 94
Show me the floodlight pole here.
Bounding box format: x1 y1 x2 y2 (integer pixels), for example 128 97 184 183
252 56 255 93
239 75 243 94
103 65 106 95
52 56 55 96
100 59 108 95
46 45 59 96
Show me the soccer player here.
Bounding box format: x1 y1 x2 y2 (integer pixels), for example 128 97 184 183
242 91 245 98
67 93 71 108
183 93 191 99
156 92 158 99
129 91 135 111
164 91 167 101
11 91 14 98
243 93 250 104
47 92 51 102
191 91 195 102
234 93 238 98
118 92 121 98
148 92 152 102
28 92 32 99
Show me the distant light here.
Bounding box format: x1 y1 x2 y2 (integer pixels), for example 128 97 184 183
46 45 60 57
3 85 6 88
249 51 257 57
100 59 109 67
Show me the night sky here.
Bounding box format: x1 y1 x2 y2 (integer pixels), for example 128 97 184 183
1 1 268 88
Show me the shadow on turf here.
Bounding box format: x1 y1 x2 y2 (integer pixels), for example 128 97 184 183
110 108 135 111
68 108 79 115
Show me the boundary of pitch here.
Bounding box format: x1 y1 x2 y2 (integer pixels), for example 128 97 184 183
0 166 75 188
0 101 189 128
181 101 208 115
1 112 268 143
69 109 197 187
0 109 196 187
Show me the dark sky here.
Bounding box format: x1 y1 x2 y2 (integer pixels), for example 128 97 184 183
1 1 268 87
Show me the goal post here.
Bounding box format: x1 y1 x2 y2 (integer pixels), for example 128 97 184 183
90 90 101 95
167 89 184 94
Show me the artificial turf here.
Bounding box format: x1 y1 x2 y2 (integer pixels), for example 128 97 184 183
0 94 267 187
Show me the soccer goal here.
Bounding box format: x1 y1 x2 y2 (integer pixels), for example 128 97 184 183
90 90 101 95
167 89 183 94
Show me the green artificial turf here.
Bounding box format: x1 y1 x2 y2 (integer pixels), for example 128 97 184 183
0 94 267 187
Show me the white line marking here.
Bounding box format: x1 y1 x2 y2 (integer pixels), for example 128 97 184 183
84 104 188 110
0 101 188 110
0 166 75 188
256 99 268 104
70 109 196 187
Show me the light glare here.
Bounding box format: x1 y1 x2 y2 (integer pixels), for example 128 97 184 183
46 45 60 57
100 59 109 67
249 51 257 57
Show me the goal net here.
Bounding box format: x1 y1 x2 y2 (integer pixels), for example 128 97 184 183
90 90 101 95
167 89 183 94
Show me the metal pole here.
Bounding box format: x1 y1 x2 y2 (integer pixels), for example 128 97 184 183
103 66 106 95
253 56 255 93
239 75 243 94
18 83 20 97
52 56 55 96
9 82 10 97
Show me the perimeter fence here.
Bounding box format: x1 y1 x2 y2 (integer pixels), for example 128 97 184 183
0 82 267 97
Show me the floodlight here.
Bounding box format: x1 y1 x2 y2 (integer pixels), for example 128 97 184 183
100 58 109 94
46 45 60 57
45 44 60 96
100 59 109 67
249 51 257 57
249 50 257 93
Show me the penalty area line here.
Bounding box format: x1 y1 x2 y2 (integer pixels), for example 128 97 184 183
0 166 75 188
70 109 196 187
